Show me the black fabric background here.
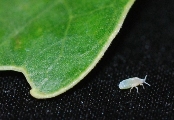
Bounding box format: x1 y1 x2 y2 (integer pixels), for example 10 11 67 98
1 0 174 119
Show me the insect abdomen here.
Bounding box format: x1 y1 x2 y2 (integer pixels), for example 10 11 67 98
119 79 133 89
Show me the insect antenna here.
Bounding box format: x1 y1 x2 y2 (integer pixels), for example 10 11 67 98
144 75 147 81
144 75 150 86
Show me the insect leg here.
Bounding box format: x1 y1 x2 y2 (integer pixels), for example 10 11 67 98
130 87 134 92
140 84 145 89
135 87 138 93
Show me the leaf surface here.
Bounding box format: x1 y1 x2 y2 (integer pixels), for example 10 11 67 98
0 0 135 98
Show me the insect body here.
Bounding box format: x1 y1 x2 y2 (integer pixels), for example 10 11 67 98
119 75 150 93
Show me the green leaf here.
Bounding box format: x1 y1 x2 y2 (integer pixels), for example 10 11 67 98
0 0 135 99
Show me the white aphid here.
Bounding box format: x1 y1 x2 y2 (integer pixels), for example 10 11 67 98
119 75 150 93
